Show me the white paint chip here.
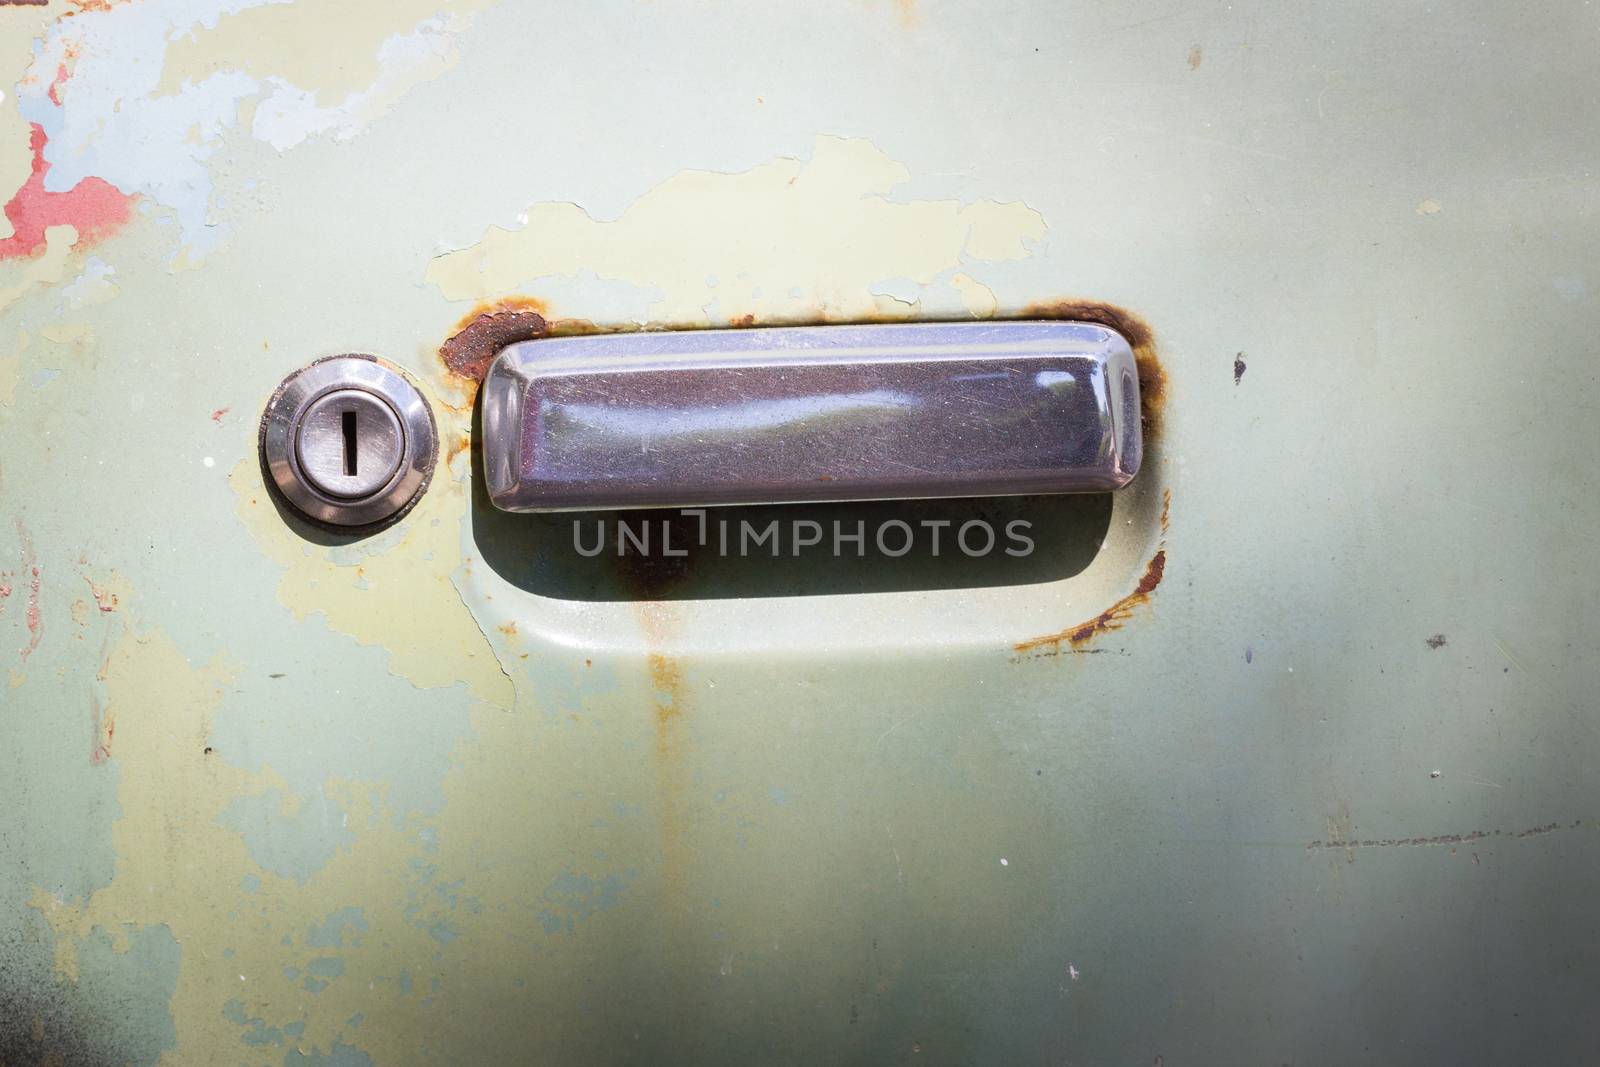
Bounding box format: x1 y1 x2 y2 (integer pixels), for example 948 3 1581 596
203 456 216 468
1000 858 1008 867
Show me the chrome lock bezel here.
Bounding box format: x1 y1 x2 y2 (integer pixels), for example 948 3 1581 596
260 354 438 528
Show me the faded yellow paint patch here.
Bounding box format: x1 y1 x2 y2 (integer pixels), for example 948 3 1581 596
31 593 654 1063
29 620 405 1060
0 224 80 313
951 272 998 318
159 0 495 104
425 135 1047 323
229 392 512 708
32 625 241 986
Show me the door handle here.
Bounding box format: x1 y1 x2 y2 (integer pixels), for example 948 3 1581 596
481 321 1141 512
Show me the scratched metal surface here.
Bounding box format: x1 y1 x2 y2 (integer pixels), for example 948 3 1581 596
0 1 1595 1064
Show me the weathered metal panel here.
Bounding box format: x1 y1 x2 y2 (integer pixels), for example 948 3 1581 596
1 1 1595 1063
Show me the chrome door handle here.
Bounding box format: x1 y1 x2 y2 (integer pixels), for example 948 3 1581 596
481 321 1141 512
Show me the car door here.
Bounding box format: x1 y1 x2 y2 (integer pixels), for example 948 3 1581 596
2 1 1596 1064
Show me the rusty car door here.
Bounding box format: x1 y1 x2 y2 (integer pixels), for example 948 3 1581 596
2 1 1597 1063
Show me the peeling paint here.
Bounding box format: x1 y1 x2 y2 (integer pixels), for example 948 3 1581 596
0 124 132 261
425 135 1047 324
0 223 80 312
6 0 492 264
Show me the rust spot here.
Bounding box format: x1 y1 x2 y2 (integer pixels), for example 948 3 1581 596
1014 549 1166 656
497 621 517 637
1159 487 1170 536
730 313 756 328
438 297 551 383
1187 44 1202 70
436 295 621 405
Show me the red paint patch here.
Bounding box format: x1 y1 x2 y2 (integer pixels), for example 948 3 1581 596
210 406 230 424
0 124 134 262
47 63 69 107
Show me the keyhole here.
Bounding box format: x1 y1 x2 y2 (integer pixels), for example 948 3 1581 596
342 410 358 476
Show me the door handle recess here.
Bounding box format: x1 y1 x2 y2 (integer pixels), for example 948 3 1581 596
482 321 1141 512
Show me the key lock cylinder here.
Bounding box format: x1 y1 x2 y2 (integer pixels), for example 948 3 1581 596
261 355 438 528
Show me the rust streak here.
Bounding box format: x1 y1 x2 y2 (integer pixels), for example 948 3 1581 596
647 652 683 727
1014 549 1166 656
1307 819 1582 852
636 600 691 921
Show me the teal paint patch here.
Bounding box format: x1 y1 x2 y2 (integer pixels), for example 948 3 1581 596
218 789 356 883
426 920 460 944
240 873 262 894
0 922 182 1066
306 957 345 979
283 1041 374 1067
303 976 329 993
223 997 285 1047
306 906 367 948
537 869 634 936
